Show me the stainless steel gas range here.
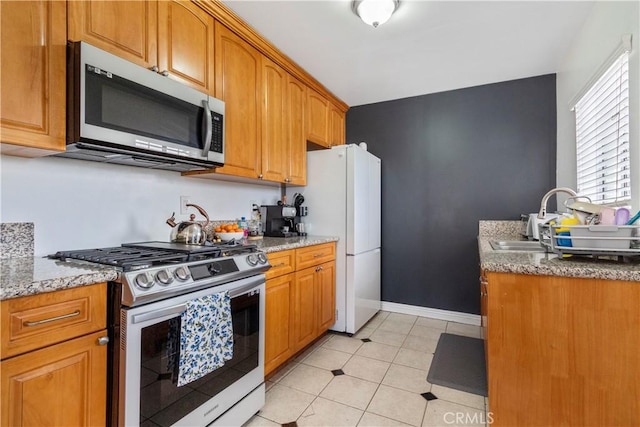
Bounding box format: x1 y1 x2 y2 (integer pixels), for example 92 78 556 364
51 241 270 427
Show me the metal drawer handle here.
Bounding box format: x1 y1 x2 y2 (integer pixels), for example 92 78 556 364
273 262 286 267
23 310 81 327
313 253 323 258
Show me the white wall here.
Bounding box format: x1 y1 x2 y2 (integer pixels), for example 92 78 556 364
556 1 640 211
0 155 280 255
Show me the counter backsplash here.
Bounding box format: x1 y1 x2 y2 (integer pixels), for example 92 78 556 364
478 220 526 237
1 222 34 259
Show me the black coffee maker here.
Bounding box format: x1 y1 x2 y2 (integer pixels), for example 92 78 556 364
259 205 298 237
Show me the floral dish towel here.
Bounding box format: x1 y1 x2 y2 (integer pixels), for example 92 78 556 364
173 290 234 387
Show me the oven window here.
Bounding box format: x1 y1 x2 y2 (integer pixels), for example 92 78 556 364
138 292 259 427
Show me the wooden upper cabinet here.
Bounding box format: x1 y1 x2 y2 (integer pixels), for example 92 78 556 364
0 0 66 156
329 105 346 147
69 0 214 94
157 1 215 93
214 22 262 179
68 0 158 69
287 75 307 185
307 89 331 147
261 57 288 183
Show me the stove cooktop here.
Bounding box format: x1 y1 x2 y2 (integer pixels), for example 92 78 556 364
50 241 269 307
51 241 257 272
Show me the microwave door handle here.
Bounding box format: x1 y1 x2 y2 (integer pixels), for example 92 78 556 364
201 100 212 157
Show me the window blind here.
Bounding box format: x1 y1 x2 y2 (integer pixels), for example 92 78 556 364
575 51 630 206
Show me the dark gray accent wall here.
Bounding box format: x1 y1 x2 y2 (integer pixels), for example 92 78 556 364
346 74 557 314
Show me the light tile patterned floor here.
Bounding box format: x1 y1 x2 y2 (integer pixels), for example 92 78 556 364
244 311 489 427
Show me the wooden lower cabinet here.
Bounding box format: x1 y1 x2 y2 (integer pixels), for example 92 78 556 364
264 244 336 376
265 273 294 375
485 272 640 426
1 330 107 427
0 283 108 427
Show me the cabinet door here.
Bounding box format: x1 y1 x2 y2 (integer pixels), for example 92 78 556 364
329 105 345 147
265 274 294 376
316 261 336 332
68 0 158 69
157 0 215 94
214 23 262 179
292 268 317 353
306 89 330 147
1 330 107 427
0 0 66 155
287 75 307 185
261 57 288 183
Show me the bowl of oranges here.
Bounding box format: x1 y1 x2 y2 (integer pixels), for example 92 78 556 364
214 223 245 242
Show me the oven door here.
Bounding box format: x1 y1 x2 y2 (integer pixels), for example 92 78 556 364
119 275 264 427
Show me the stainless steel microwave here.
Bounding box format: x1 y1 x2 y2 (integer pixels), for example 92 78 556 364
60 41 224 172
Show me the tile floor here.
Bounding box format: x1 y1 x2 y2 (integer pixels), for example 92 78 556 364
244 311 489 427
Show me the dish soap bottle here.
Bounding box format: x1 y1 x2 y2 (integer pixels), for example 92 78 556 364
239 216 248 239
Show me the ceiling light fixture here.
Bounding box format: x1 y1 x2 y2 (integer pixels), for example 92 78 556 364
352 0 399 28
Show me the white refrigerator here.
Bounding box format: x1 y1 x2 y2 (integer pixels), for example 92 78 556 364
291 144 381 334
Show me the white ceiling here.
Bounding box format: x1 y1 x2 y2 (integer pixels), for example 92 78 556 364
222 0 596 107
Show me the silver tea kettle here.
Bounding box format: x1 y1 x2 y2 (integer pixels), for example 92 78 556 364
166 203 210 245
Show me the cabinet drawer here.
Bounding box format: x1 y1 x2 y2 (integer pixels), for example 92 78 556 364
265 250 295 280
1 283 107 360
295 243 336 271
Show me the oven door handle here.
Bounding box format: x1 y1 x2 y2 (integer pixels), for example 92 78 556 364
229 279 263 298
132 303 187 324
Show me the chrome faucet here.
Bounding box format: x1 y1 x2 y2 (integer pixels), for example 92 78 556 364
537 187 578 219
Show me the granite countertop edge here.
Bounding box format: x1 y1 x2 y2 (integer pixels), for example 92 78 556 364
1 236 339 301
478 235 640 282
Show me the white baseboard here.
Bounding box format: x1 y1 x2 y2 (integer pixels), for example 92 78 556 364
380 301 481 326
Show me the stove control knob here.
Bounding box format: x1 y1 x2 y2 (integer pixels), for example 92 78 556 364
246 254 259 266
174 266 190 281
134 273 154 289
156 269 174 286
257 253 268 264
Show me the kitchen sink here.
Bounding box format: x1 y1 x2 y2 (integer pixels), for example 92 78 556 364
490 240 548 252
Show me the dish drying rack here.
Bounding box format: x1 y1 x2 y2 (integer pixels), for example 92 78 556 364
538 223 640 258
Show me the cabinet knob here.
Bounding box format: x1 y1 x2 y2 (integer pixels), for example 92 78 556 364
98 336 110 346
149 65 159 72
160 70 169 77
258 174 263 179
285 178 290 183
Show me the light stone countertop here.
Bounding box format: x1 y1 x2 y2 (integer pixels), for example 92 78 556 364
0 235 338 301
1 256 118 301
479 220 640 282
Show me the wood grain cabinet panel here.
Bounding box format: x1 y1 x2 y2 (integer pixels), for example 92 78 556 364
69 0 215 94
1 331 107 427
265 250 296 281
265 273 294 376
261 57 288 183
1 283 107 359
157 0 215 93
292 267 318 352
329 104 345 147
0 283 108 427
295 243 336 271
316 261 336 332
0 0 66 156
287 75 307 185
213 22 262 179
307 89 330 147
68 0 158 69
485 272 640 426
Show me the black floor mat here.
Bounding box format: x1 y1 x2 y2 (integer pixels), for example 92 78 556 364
427 333 487 396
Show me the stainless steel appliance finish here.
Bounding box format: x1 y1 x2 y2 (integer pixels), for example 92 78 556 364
62 41 225 172
50 241 269 426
